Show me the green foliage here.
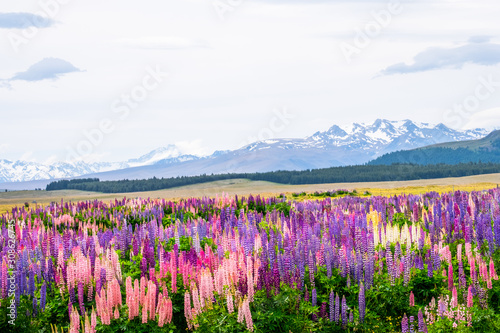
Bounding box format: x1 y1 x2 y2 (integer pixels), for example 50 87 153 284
165 236 192 252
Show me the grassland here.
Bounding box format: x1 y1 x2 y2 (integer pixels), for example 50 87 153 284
1 173 500 214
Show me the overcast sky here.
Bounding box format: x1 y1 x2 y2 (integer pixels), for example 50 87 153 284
1 0 500 163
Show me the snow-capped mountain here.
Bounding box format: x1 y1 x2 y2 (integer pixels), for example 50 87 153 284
0 119 490 186
308 119 487 155
0 145 201 183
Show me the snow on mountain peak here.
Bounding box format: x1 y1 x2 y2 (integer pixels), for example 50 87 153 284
0 119 491 184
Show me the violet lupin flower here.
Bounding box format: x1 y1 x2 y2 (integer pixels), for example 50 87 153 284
329 290 334 322
69 284 76 304
311 288 317 321
458 261 466 290
31 296 37 317
78 281 85 316
308 251 315 287
402 313 409 333
341 295 347 327
334 293 340 323
359 282 365 323
418 308 427 332
28 269 35 297
320 302 327 319
40 282 47 311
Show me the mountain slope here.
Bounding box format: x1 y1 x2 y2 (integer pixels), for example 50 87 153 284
0 119 489 187
369 130 500 165
0 146 200 183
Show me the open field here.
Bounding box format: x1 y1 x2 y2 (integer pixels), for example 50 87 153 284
2 180 500 332
1 173 499 214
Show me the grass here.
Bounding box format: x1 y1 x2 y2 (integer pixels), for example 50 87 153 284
1 174 499 214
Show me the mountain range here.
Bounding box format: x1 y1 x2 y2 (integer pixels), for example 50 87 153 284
0 119 489 190
369 129 500 165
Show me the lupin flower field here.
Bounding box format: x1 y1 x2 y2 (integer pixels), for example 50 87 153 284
1 190 500 332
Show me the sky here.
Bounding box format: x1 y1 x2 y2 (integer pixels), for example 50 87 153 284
1 0 500 164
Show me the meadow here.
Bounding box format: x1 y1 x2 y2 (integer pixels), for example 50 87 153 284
1 185 500 332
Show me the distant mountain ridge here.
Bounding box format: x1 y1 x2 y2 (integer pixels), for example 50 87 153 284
0 119 489 187
369 130 500 165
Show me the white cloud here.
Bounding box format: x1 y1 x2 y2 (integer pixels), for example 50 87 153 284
1 0 500 162
463 107 500 130
115 36 209 50
175 140 212 157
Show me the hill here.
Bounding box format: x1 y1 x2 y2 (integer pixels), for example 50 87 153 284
369 130 500 165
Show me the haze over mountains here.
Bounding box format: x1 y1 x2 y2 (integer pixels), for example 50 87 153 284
0 119 489 189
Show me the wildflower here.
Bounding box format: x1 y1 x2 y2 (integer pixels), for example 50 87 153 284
359 282 365 323
402 313 409 333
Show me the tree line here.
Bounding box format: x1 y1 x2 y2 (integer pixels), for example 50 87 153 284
45 163 500 193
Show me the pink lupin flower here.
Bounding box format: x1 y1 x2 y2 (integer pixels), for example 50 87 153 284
490 258 498 280
451 286 458 307
184 291 193 329
158 299 165 327
243 298 254 332
409 291 415 307
84 313 91 333
148 281 157 320
142 301 148 323
237 300 244 324
467 285 473 308
91 306 97 331
227 292 234 313
70 305 80 333
140 276 146 306
470 258 476 281
165 298 173 324
192 286 201 315
448 263 454 290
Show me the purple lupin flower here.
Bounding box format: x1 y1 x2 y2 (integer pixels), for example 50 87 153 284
359 281 365 323
418 309 427 333
78 281 85 316
40 282 47 311
32 297 37 317
334 293 340 323
69 284 76 304
402 313 409 333
329 290 335 322
28 269 35 297
458 261 466 290
320 302 327 319
308 251 315 287
341 295 347 327
312 288 317 321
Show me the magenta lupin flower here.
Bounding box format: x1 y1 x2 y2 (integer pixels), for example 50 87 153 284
467 285 473 308
448 263 453 290
409 291 415 307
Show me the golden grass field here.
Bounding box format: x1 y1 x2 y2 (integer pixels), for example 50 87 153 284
1 173 500 214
